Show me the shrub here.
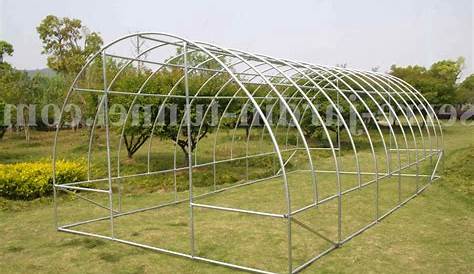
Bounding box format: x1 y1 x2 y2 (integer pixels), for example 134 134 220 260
0 160 86 200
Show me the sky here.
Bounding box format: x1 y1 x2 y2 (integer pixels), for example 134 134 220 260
0 0 473 78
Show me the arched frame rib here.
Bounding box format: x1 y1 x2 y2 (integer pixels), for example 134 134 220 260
340 69 425 191
319 67 404 197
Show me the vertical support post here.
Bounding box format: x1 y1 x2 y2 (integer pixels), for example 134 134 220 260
52 119 59 229
173 161 178 201
427 109 435 190
429 111 434 166
336 81 341 161
273 154 276 176
213 160 217 191
211 100 217 192
246 155 249 181
439 114 444 176
117 180 122 212
245 105 251 182
376 161 380 222
102 51 115 238
335 81 342 245
388 95 392 176
287 214 292 274
415 147 420 194
387 84 402 203
337 175 342 244
415 109 420 194
52 172 59 229
246 134 249 182
184 42 195 256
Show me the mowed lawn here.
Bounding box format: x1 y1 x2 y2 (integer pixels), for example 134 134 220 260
0 122 473 273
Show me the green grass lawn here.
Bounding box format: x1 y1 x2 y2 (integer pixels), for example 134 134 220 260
0 122 472 273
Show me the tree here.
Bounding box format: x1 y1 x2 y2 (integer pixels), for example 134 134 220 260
0 101 6 140
0 41 14 63
29 73 68 130
154 99 212 165
298 96 342 146
109 49 235 160
390 57 464 105
0 42 14 140
0 65 39 143
456 74 474 104
0 63 18 119
112 65 217 161
430 57 464 84
110 64 155 159
37 15 103 75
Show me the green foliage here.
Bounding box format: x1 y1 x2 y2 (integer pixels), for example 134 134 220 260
0 65 30 112
108 49 238 159
0 65 47 141
456 74 474 104
390 57 465 105
31 73 68 129
0 101 6 140
0 62 71 137
37 15 103 75
0 40 14 63
0 160 86 200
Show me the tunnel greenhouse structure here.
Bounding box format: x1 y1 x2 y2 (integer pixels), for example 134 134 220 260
52 33 444 273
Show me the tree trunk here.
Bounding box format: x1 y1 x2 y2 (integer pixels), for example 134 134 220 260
25 126 30 144
0 128 6 140
178 143 189 167
23 112 30 144
183 151 189 167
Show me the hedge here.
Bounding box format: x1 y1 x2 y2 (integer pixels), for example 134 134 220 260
0 160 86 200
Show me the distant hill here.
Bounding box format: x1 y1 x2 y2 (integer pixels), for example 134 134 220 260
24 68 56 77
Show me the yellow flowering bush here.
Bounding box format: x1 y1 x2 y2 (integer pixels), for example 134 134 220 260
0 160 86 200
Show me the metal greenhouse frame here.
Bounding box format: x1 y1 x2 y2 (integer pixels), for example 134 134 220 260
52 33 444 273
